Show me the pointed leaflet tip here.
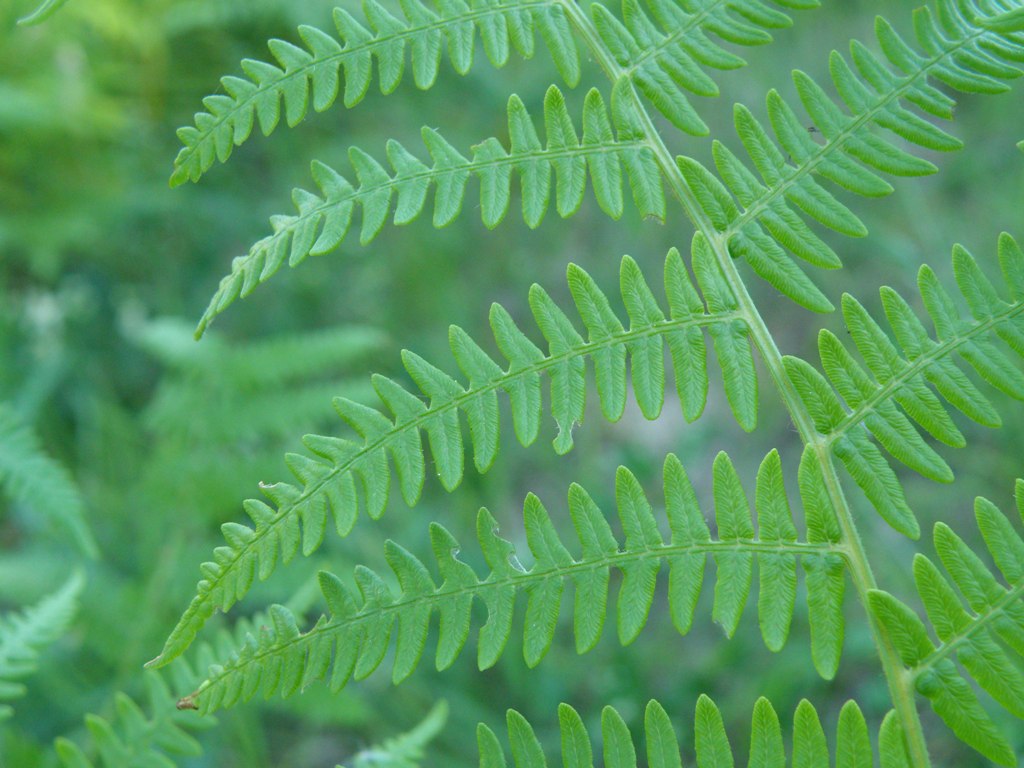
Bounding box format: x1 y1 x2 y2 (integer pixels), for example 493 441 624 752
977 8 1024 33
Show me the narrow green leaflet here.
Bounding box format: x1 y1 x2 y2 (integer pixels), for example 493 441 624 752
476 698 932 767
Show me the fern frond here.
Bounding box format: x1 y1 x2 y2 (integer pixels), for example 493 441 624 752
173 449 847 712
194 84 667 336
0 406 96 557
151 246 761 669
785 233 1024 538
170 0 582 186
0 573 83 721
477 696 914 767
587 0 819 136
54 666 214 768
172 0 821 186
674 4 1024 311
867 479 1024 767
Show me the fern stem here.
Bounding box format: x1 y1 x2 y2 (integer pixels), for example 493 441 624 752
555 0 933 761
667 115 933 767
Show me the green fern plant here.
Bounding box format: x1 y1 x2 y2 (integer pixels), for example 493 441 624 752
54 664 214 768
0 405 95 556
0 573 83 721
339 700 448 768
152 0 1024 764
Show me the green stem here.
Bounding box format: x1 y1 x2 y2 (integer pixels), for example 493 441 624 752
556 1 932 763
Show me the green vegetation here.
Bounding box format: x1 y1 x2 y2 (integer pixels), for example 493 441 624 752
2 0 1024 765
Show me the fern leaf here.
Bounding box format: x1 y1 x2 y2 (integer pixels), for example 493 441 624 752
152 247 754 668
171 450 846 712
0 406 96 556
867 481 1024 766
686 238 758 433
172 0 823 185
590 0 818 136
785 234 1024 538
54 665 213 768
170 0 581 185
0 573 83 720
673 5 1024 311
476 697 913 767
194 85 665 336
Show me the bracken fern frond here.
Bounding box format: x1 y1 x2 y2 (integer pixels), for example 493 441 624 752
174 449 847 713
154 0 1024 764
152 247 759 668
171 0 581 186
675 3 1024 311
868 479 1024 766
195 83 667 335
192 0 1024 334
786 233 1024 539
171 0 820 186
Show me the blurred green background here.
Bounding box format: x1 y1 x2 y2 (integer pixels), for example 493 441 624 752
1 0 1022 765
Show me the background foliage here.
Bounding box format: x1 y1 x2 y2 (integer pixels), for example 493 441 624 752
1 0 1022 765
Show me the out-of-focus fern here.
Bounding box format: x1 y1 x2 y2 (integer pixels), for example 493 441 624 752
133 318 384 443
0 573 83 721
0 405 95 556
127 319 385 527
54 663 214 768
339 700 448 768
162 0 338 36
